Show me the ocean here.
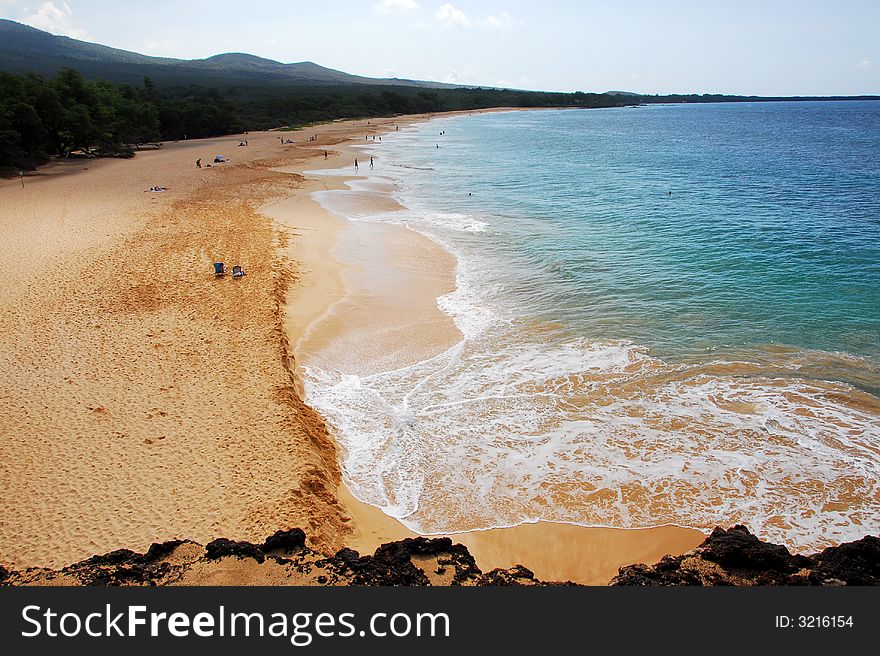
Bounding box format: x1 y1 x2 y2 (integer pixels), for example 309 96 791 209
305 102 880 551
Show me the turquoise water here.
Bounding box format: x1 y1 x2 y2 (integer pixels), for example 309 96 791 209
389 103 880 378
306 103 880 550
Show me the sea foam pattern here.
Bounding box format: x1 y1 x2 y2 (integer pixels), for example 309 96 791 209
304 318 880 550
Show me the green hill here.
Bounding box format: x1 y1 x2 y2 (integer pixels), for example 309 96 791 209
0 19 453 88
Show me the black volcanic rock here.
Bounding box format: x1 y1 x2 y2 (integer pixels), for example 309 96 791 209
56 540 197 586
810 536 880 585
333 547 362 563
2 525 877 587
263 529 307 554
392 536 456 556
477 565 540 586
205 538 266 563
336 539 433 586
144 540 187 561
320 537 486 586
78 549 143 567
612 526 880 586
699 525 810 573
612 557 707 586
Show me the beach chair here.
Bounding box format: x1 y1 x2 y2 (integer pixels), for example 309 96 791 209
231 265 245 278
214 262 227 277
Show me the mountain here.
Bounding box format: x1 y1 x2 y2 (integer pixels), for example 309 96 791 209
0 19 453 88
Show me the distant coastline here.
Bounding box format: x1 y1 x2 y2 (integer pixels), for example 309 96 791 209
2 17 878 175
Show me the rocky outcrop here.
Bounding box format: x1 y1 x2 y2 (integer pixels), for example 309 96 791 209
611 525 880 586
329 537 493 586
204 538 267 563
3 525 877 586
0 531 562 586
262 528 307 554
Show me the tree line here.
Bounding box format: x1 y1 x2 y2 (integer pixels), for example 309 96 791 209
0 66 638 172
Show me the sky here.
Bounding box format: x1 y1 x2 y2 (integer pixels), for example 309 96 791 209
1 0 878 95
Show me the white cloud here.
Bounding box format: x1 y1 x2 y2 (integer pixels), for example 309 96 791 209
494 76 534 89
21 1 89 39
375 0 420 13
435 3 471 28
140 38 179 56
442 67 477 84
483 12 514 32
854 59 872 70
434 5 520 32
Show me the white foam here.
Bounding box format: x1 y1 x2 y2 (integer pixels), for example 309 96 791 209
304 319 880 552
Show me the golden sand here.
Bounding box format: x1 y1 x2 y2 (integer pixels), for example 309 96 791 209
0 129 353 569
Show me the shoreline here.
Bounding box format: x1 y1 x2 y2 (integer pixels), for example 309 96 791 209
1 108 875 585
0 109 704 584
272 113 706 584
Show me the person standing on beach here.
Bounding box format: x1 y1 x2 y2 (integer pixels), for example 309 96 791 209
196 158 201 168
370 157 374 169
354 158 359 170
324 150 328 159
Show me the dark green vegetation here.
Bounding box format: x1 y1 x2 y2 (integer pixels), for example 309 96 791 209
0 68 160 168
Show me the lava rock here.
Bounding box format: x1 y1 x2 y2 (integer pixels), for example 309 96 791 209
263 529 307 554
612 525 880 586
205 538 265 563
700 525 809 573
477 565 539 586
811 535 880 585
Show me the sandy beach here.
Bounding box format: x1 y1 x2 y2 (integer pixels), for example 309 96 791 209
0 129 352 569
0 112 703 584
